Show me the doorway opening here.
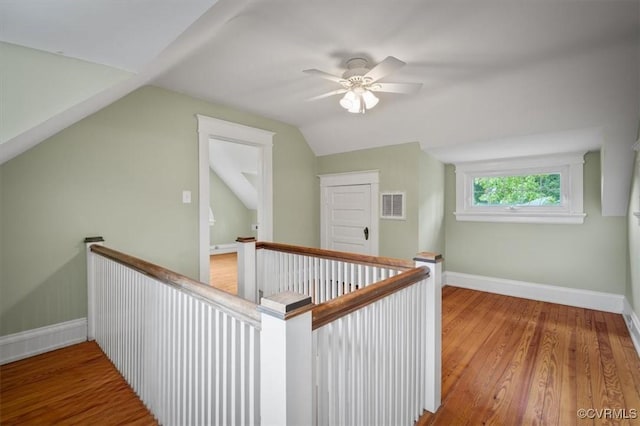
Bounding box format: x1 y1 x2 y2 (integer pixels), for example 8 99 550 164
197 115 274 284
208 139 260 293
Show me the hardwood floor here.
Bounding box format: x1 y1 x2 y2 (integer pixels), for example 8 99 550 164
209 253 238 295
418 287 640 425
2 288 638 425
0 341 156 425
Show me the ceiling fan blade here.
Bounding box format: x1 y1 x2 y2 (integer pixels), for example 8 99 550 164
370 82 423 94
303 69 345 83
364 56 406 82
307 89 348 101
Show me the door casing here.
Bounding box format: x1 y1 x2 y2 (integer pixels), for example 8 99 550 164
197 114 274 283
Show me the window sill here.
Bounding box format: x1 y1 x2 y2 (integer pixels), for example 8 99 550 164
454 211 586 224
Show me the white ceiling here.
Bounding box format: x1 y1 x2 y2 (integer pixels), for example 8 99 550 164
2 0 638 214
0 0 216 71
154 0 639 158
3 0 637 159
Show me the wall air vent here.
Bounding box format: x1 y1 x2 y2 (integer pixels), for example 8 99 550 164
381 192 406 220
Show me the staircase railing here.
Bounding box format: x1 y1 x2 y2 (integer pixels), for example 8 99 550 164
85 238 261 425
86 236 442 425
237 238 414 305
238 238 443 424
311 262 440 425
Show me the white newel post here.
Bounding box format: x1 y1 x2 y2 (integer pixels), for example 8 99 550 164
259 292 313 426
414 251 443 413
236 237 257 303
84 236 104 341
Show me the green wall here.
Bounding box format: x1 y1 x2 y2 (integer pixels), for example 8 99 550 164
1 77 632 339
419 150 446 258
0 42 132 143
444 152 628 294
0 168 4 300
317 142 445 260
627 150 640 315
209 169 256 245
272 129 319 247
0 85 318 336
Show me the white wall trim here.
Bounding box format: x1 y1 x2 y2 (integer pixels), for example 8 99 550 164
318 170 380 187
623 298 640 359
197 115 275 146
210 242 238 255
443 271 624 314
0 318 87 365
197 114 274 283
454 152 586 172
453 211 586 224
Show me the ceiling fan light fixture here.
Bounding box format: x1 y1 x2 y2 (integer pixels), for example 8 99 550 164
343 89 377 113
306 56 417 114
361 90 379 109
339 90 357 109
347 95 362 113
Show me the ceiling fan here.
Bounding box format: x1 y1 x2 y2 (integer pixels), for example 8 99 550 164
303 56 422 114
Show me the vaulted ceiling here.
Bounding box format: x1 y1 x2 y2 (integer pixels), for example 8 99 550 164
1 0 639 214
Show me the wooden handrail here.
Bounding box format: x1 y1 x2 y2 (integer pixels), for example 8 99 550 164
311 266 429 330
90 245 261 328
414 251 444 264
256 241 414 270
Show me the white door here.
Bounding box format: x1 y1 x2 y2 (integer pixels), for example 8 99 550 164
324 184 372 255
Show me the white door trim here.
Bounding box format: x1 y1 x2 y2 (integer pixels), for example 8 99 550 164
318 170 379 255
197 114 274 283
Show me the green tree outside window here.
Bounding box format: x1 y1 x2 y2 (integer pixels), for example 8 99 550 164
473 174 561 206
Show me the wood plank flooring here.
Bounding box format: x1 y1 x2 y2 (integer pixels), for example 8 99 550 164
209 253 238 295
0 341 156 425
2 287 638 425
418 287 640 425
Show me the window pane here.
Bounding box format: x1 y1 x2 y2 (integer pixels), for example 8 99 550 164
473 173 561 206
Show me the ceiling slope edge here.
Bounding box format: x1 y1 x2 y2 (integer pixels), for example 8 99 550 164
0 0 250 165
422 127 604 164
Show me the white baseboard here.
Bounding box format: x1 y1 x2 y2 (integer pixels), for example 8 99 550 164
210 243 238 255
623 298 640 358
0 318 87 365
443 271 625 314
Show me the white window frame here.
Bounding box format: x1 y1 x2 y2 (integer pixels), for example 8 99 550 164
454 152 586 224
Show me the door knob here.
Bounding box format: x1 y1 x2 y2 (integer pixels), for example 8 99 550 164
364 227 369 240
